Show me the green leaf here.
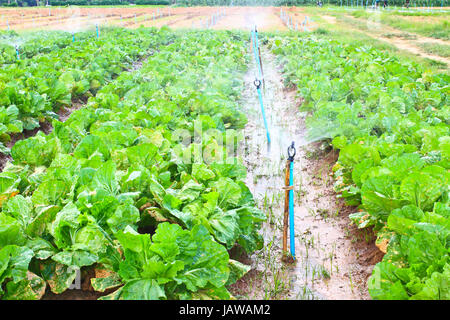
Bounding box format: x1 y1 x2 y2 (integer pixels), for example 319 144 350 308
40 261 77 294
50 202 80 249
0 245 34 285
26 205 60 238
126 143 159 167
226 259 251 286
400 172 445 211
26 238 57 260
3 195 33 229
52 250 98 268
73 134 110 161
3 271 46 300
210 177 241 209
91 160 120 196
368 262 410 300
91 270 122 293
31 179 71 207
361 175 408 221
119 279 166 300
411 264 450 300
207 209 239 248
106 201 140 234
0 213 26 247
192 163 216 181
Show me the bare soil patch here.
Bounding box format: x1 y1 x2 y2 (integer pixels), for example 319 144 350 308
322 15 337 24
211 7 287 31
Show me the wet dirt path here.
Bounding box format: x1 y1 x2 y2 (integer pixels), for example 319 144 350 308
230 44 382 300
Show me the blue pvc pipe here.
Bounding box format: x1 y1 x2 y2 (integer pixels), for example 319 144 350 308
251 30 256 65
251 28 270 145
96 24 99 38
289 160 295 259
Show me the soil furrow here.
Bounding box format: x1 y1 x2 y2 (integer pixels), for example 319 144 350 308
230 45 382 300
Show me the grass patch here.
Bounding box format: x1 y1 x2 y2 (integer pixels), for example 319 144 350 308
382 32 418 40
417 42 450 58
292 21 447 73
314 27 329 35
349 10 450 40
268 7 448 73
423 57 448 69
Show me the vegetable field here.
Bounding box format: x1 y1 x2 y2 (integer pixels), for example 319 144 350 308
0 5 448 301
269 34 449 299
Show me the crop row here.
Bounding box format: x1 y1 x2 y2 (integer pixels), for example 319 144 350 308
0 29 264 300
268 34 449 300
0 27 173 155
0 30 79 65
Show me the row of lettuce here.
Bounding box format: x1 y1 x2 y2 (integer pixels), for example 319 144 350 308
0 30 76 65
268 35 449 300
0 28 264 300
0 27 171 154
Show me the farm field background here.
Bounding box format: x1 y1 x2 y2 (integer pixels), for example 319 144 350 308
0 4 448 301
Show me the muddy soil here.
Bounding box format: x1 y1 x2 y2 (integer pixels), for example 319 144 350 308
229 45 382 300
0 7 177 31
322 15 337 24
284 7 319 31
211 7 287 31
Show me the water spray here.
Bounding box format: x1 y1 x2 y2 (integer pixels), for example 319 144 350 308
252 26 263 81
254 79 271 145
